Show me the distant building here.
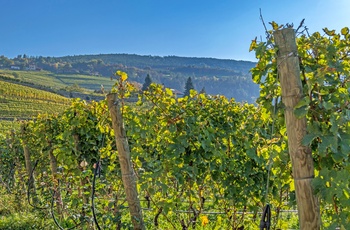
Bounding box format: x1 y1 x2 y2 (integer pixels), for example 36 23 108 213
10 66 20 70
28 64 36 70
25 64 41 71
171 88 184 97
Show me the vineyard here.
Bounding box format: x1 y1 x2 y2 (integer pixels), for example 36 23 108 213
1 25 350 230
0 69 115 92
0 80 70 132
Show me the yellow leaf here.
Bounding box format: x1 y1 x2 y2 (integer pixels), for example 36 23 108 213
341 27 349 36
269 21 279 30
116 70 128 81
200 215 209 226
165 88 173 96
121 73 128 81
289 180 295 192
249 37 257 52
323 28 335 36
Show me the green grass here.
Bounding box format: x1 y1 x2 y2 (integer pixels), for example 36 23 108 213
0 212 57 230
56 74 114 91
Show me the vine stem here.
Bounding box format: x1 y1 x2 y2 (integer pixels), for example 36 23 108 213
146 190 177 229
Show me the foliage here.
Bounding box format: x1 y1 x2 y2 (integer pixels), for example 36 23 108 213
250 22 350 229
0 212 56 230
0 70 297 229
0 120 20 132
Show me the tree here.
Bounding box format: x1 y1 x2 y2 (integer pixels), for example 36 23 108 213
142 74 152 91
199 87 206 94
184 77 194 97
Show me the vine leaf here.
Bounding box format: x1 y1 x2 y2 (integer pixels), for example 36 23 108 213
269 21 279 30
302 133 319 146
249 37 257 52
323 28 336 36
341 27 349 36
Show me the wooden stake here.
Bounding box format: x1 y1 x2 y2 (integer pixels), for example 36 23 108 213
274 28 321 229
107 93 145 230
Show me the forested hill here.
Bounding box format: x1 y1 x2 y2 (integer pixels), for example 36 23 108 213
58 54 254 72
0 54 259 102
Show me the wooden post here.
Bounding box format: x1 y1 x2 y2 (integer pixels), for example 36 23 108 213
274 28 321 229
107 93 145 230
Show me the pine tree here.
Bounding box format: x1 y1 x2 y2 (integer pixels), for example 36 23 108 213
199 87 206 94
142 74 152 91
184 77 195 97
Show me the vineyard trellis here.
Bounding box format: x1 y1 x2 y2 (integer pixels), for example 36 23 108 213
0 79 292 229
1 22 350 230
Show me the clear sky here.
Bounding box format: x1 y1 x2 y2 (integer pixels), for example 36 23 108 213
1 0 349 61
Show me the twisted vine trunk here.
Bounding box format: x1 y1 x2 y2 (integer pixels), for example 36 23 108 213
107 93 145 230
48 141 63 216
21 124 38 203
274 28 321 229
74 133 93 229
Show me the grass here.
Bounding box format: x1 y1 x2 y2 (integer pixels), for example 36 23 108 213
0 212 57 230
56 74 114 91
0 183 300 230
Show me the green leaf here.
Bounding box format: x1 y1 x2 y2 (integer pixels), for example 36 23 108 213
294 105 309 118
322 101 334 110
302 133 318 146
319 135 338 154
332 151 343 163
294 96 310 109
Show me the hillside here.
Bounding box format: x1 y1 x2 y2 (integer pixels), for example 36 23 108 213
0 79 70 132
0 69 110 100
0 54 259 102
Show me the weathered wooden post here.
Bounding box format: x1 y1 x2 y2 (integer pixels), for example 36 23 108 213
107 93 145 230
274 28 321 229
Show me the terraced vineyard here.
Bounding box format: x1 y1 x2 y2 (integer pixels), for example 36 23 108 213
0 69 115 91
0 80 70 132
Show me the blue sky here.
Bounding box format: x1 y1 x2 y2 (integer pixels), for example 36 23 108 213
1 0 349 61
